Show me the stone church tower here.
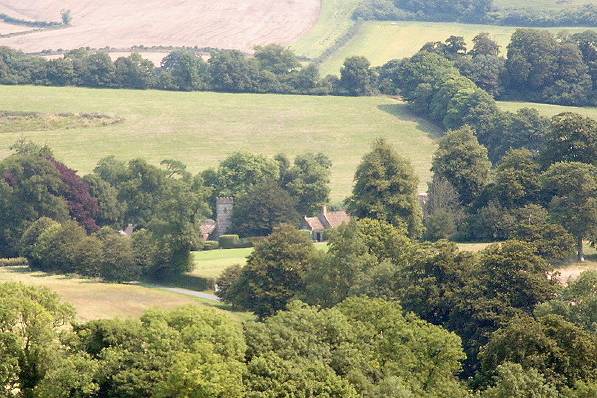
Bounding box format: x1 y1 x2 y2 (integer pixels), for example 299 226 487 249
215 197 234 237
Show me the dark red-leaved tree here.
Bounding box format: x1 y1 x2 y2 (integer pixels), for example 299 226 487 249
49 158 100 232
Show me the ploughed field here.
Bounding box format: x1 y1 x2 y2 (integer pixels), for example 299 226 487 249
0 85 440 201
0 0 320 53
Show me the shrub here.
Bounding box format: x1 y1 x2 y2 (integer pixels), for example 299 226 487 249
202 240 219 250
219 234 241 249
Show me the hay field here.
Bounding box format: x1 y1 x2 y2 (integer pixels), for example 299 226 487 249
0 0 320 53
0 266 243 321
319 21 597 75
0 85 439 201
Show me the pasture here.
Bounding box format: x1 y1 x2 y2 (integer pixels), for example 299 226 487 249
0 85 439 201
0 0 320 53
0 266 250 322
291 0 363 59
497 101 597 119
319 21 597 75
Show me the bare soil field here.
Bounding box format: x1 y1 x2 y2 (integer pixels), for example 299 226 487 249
0 0 320 53
0 21 33 34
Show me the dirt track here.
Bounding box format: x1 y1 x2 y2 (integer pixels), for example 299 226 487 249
0 0 320 53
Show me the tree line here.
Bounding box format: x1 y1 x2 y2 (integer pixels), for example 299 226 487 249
0 45 364 96
414 30 597 106
0 140 334 280
2 270 595 397
354 0 597 27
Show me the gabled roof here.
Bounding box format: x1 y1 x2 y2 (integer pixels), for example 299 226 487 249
323 210 351 228
304 216 325 231
200 219 217 237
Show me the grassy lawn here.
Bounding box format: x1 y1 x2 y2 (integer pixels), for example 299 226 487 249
319 21 597 75
497 101 597 119
291 0 363 59
191 248 253 279
0 85 439 201
191 243 328 279
0 266 252 322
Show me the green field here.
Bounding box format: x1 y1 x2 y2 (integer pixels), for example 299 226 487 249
0 85 439 201
291 0 363 59
319 21 597 76
497 101 597 119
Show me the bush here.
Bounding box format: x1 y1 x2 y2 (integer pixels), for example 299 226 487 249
202 240 219 250
219 234 241 249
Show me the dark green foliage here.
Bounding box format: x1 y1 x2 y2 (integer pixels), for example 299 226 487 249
223 225 315 317
347 138 423 238
160 49 208 91
541 112 597 167
479 362 558 398
432 126 491 207
218 234 241 249
114 53 156 89
424 175 465 241
535 270 597 332
279 152 332 215
231 183 301 237
338 56 377 96
541 162 597 261
479 315 597 389
505 30 593 106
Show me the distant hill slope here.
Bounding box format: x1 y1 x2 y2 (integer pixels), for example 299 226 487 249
0 0 320 53
0 85 439 201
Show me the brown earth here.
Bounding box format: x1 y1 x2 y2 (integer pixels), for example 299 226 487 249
0 0 320 53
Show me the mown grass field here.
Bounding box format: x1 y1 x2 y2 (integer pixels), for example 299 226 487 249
319 21 597 75
191 243 327 279
0 266 251 322
291 0 363 59
497 101 597 119
0 85 439 201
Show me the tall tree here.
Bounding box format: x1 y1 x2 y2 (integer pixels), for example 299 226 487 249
224 225 315 317
541 112 597 167
541 162 597 261
431 126 491 207
280 152 332 215
347 138 423 238
339 56 377 96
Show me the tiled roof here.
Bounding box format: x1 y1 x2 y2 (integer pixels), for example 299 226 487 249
200 219 216 236
304 216 325 231
323 210 351 228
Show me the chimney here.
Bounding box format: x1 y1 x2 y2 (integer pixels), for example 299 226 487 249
322 205 328 216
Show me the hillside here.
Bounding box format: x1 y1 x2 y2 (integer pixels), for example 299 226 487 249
319 21 597 75
0 0 319 53
0 85 439 201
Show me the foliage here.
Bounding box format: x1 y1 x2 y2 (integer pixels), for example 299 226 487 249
245 297 469 397
223 225 315 317
0 282 75 397
541 112 597 167
535 270 597 332
431 126 491 207
231 183 300 237
541 162 597 261
347 138 423 238
479 362 558 398
479 315 597 389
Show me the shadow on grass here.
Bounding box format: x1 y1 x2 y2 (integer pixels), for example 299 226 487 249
377 102 443 139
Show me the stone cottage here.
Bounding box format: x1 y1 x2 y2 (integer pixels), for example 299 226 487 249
303 205 351 241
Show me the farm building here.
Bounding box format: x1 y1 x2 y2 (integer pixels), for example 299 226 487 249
303 206 351 241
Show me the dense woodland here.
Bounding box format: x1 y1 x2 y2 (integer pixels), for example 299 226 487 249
355 0 597 27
